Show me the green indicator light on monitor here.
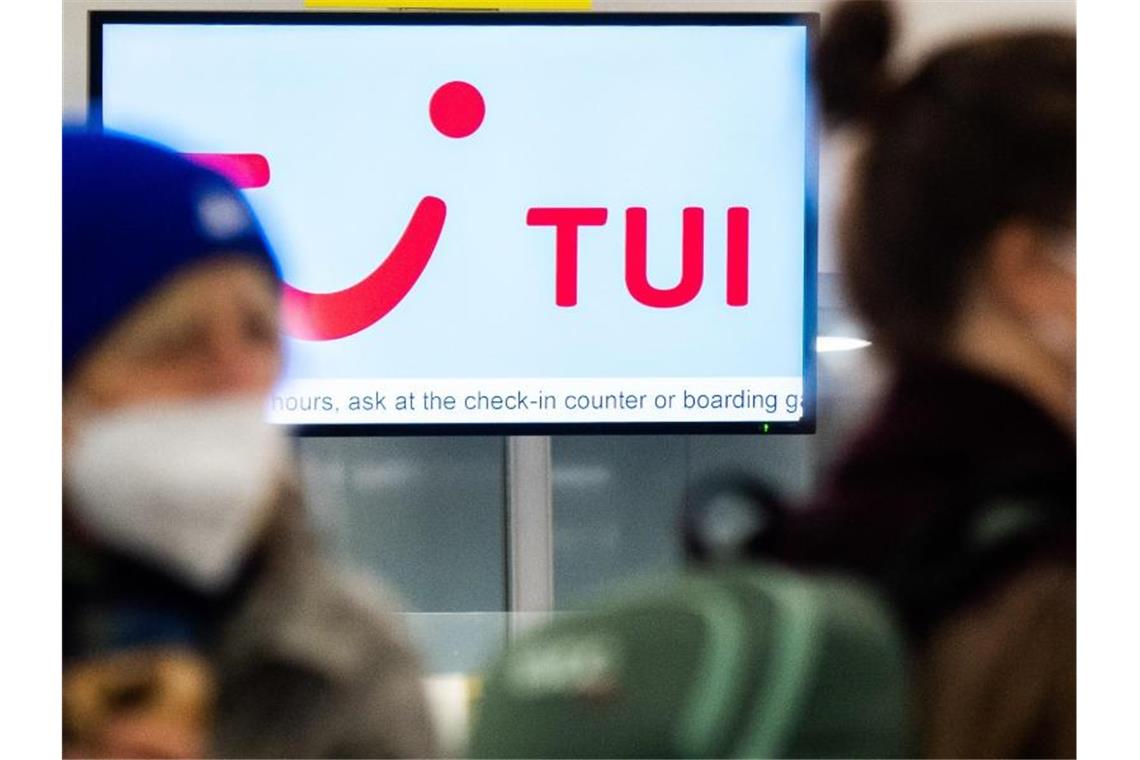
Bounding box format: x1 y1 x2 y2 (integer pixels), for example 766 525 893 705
763 423 770 433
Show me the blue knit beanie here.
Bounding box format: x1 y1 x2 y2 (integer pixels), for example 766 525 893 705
63 129 280 377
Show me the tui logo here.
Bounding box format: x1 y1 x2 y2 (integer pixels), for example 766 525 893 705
186 80 484 341
189 78 755 340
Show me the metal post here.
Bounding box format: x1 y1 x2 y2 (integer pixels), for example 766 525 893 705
506 435 554 638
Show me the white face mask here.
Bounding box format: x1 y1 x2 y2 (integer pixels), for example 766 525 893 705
1034 243 1077 372
1032 312 1077 370
64 396 289 593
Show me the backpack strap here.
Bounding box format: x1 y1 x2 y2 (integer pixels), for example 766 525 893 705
884 496 1074 638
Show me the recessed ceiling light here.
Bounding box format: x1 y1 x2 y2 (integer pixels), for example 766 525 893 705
817 336 871 352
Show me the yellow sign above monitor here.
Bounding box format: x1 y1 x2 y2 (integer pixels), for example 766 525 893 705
305 1 592 9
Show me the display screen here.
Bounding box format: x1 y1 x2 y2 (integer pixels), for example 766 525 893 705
92 12 818 434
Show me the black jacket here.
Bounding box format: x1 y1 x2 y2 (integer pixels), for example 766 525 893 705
778 360 1075 638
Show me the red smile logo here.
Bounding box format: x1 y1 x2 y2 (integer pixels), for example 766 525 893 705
187 80 485 341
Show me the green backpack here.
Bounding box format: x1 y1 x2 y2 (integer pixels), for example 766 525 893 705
468 565 912 758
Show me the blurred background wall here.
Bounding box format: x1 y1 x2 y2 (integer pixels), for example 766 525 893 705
61 0 1076 676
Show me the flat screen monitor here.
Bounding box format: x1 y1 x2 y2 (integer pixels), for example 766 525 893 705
90 11 818 435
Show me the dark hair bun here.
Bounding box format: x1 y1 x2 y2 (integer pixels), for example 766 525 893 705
816 0 897 127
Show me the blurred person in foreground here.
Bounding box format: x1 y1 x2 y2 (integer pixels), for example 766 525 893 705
62 129 435 758
777 2 1076 757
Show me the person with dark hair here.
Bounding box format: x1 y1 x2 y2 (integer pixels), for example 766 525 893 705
779 2 1076 757
62 129 437 758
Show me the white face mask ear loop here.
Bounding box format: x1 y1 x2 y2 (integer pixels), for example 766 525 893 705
1033 236 1077 363
1047 231 1077 277
1055 251 1077 278
1033 314 1076 360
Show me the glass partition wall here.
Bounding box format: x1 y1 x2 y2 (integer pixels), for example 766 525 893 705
293 326 882 675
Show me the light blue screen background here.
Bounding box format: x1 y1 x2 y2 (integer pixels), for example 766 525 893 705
102 22 808 381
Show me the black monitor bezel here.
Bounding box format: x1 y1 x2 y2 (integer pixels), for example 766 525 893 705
88 9 819 437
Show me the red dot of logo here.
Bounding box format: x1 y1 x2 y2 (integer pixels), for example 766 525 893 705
429 81 485 139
